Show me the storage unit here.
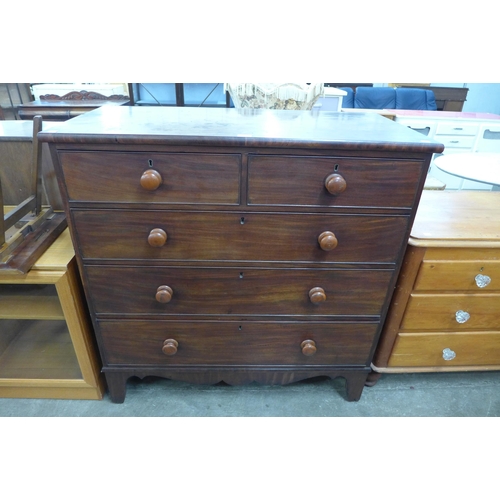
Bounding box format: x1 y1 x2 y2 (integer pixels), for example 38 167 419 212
0 229 105 399
40 106 442 403
371 190 500 380
394 111 500 190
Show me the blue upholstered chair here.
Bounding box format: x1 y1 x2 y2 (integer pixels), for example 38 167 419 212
338 86 437 110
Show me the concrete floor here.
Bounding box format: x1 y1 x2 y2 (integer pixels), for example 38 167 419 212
1 370 499 416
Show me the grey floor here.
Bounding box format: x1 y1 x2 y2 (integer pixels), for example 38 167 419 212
1 370 499 417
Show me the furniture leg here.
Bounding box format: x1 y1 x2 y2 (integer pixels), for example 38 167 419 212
105 372 130 404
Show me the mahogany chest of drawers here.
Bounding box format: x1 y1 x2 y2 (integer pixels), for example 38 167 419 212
371 190 500 379
40 106 443 403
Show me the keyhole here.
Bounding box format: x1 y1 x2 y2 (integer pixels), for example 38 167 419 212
480 267 484 272
239 272 244 279
238 325 242 331
148 159 153 168
240 217 245 224
334 164 339 172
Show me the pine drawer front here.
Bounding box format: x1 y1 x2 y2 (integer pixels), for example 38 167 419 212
72 210 408 263
414 260 500 292
98 320 379 366
400 293 500 331
247 155 423 208
388 331 500 367
85 266 393 317
59 152 241 205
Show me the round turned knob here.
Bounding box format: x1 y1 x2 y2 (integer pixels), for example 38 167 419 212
156 285 173 303
162 339 178 356
318 231 338 251
301 339 317 356
148 228 168 247
309 287 326 304
140 169 163 191
325 173 347 195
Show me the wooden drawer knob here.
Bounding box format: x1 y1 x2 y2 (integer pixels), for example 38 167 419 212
309 287 326 304
318 231 338 251
301 339 317 356
325 173 347 195
162 339 178 356
156 285 173 303
140 169 163 191
148 228 168 247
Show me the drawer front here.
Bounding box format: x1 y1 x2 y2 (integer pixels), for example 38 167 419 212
72 210 408 263
388 331 500 367
98 320 379 366
247 155 423 208
85 266 393 317
436 136 475 149
401 293 500 331
59 152 241 205
415 260 500 292
435 123 479 136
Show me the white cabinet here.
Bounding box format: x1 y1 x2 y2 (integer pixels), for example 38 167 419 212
395 113 500 191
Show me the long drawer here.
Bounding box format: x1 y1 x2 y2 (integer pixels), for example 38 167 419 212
72 210 408 263
414 260 500 292
247 155 423 208
401 293 500 330
59 151 241 205
98 320 379 366
85 266 393 317
388 331 500 367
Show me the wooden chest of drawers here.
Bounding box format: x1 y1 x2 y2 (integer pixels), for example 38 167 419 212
372 190 500 378
40 107 442 402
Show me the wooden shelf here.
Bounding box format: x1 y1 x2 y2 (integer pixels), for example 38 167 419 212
0 295 64 320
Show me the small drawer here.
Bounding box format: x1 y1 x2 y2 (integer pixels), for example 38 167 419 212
435 123 479 136
437 136 475 149
85 266 393 317
388 331 500 367
247 155 424 208
58 151 241 205
414 260 500 292
98 320 379 366
401 293 500 331
72 210 408 264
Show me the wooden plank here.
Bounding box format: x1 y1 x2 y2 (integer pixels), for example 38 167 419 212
0 295 64 319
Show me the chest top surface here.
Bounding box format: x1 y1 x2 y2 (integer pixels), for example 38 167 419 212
39 106 443 153
410 191 500 247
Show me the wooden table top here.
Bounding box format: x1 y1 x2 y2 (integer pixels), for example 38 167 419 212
31 228 74 272
410 190 500 247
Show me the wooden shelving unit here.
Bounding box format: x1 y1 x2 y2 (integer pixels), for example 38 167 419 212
0 229 105 399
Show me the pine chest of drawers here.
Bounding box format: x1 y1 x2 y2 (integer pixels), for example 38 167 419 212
372 190 500 379
40 106 443 403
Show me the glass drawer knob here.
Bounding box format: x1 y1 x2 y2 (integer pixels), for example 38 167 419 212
475 274 491 288
443 348 456 361
455 310 470 323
